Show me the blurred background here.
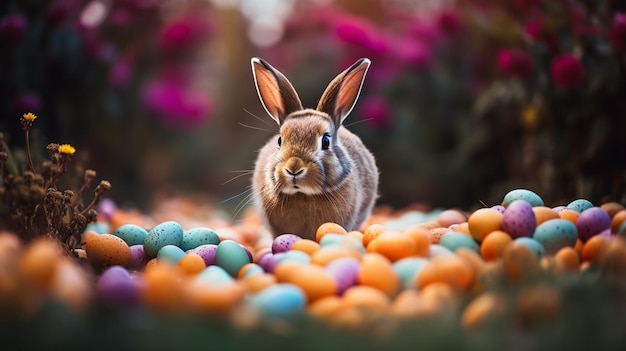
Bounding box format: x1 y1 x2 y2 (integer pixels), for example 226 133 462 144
1 0 625 214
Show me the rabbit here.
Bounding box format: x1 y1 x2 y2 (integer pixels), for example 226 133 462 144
250 57 379 240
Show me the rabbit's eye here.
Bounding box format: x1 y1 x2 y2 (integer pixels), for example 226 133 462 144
277 136 282 147
321 134 330 150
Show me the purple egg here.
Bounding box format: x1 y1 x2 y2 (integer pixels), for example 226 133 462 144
272 234 302 254
576 207 611 242
491 205 505 214
240 244 253 262
129 245 148 270
187 244 218 266
264 253 285 273
96 266 141 308
502 200 536 238
325 257 360 295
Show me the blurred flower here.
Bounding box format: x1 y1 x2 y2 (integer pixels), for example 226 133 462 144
142 76 212 128
360 97 392 128
609 13 626 53
157 15 212 52
436 9 464 37
109 7 132 28
14 92 42 114
393 38 432 70
333 15 388 56
551 54 585 90
45 0 71 28
524 17 557 50
110 53 134 88
497 48 533 78
514 0 541 10
0 13 27 45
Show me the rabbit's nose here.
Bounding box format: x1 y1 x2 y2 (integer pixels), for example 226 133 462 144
283 158 306 177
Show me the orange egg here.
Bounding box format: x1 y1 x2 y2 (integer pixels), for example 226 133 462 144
468 208 504 242
358 253 400 297
456 248 487 291
390 289 432 319
532 206 560 226
308 295 345 320
416 255 475 292
516 284 561 326
610 210 626 233
574 239 584 256
558 209 580 225
480 230 513 261
277 264 336 301
366 231 416 262
420 282 458 309
437 209 468 227
362 223 385 247
342 285 390 311
346 231 364 242
310 245 362 266
581 235 609 263
461 292 508 330
85 233 131 270
601 202 625 218
316 222 347 243
502 243 539 283
402 225 430 257
290 239 320 255
241 273 276 293
143 263 185 312
598 237 626 276
176 253 206 276
554 246 580 272
18 238 63 290
426 227 449 244
451 222 471 235
187 281 245 315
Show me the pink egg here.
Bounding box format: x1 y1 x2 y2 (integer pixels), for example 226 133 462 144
502 200 536 238
576 207 611 242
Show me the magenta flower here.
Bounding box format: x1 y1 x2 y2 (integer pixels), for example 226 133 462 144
157 16 212 52
110 54 134 88
393 38 432 70
436 10 464 37
497 48 533 78
45 0 71 27
360 97 392 128
551 54 585 90
609 12 626 53
524 17 557 50
333 15 387 55
14 92 41 114
0 13 27 45
514 0 541 10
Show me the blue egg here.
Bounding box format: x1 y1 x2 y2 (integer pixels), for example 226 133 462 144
84 222 110 235
532 219 578 255
514 237 545 258
181 227 220 251
393 257 428 289
567 199 594 213
196 265 234 287
114 224 148 246
439 232 479 253
429 244 454 258
215 240 252 277
277 250 311 265
248 284 307 317
241 263 264 279
157 245 186 265
319 234 365 253
144 221 183 258
502 189 544 207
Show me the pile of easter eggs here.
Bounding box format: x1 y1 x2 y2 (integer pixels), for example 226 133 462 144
2 188 626 334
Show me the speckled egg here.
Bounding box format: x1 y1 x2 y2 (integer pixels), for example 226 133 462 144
576 207 611 242
532 219 578 255
325 257 361 294
272 234 302 254
186 244 218 266
85 233 131 270
157 245 186 265
215 239 252 277
502 189 544 207
567 199 594 213
113 224 148 246
502 200 536 239
180 227 220 251
247 284 307 317
128 244 148 269
439 232 479 253
144 221 183 258
513 237 545 258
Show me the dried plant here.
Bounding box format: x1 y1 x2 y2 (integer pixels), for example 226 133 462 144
0 113 111 253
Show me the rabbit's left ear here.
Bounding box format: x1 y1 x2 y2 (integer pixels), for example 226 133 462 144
251 57 303 125
317 58 371 127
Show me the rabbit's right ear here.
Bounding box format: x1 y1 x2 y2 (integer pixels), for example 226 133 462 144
251 57 303 125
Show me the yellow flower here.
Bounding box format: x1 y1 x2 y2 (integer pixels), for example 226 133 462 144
58 144 76 156
22 112 37 122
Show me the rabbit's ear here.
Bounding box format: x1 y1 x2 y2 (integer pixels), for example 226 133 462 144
316 58 370 126
251 57 303 125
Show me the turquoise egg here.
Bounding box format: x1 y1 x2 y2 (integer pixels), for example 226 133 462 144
428 244 454 258
533 219 578 255
241 263 264 279
156 245 186 265
143 221 183 258
319 234 365 253
277 250 311 265
215 240 252 277
567 199 594 213
196 265 234 287
439 232 479 253
248 284 307 317
393 257 428 289
114 224 148 246
180 227 220 251
84 222 110 234
514 237 545 258
502 189 544 207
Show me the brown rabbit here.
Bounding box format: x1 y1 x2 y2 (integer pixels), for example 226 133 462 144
250 57 379 240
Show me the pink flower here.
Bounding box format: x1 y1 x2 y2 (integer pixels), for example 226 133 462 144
497 48 533 78
393 38 432 70
142 75 212 128
360 97 392 128
514 0 541 10
0 13 27 45
157 16 212 52
609 13 626 53
436 10 464 37
524 17 557 50
551 54 585 90
110 54 134 87
45 0 71 27
333 15 388 56
14 92 41 114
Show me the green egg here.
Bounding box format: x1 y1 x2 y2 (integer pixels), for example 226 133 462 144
181 227 220 251
215 240 252 277
533 219 578 255
502 189 544 207
393 257 428 289
114 224 148 246
157 245 186 265
439 232 480 253
514 237 545 258
567 199 594 213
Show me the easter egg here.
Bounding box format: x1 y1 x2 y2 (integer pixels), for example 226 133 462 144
248 284 307 317
176 253 206 276
491 205 505 214
272 234 302 254
358 253 400 296
502 189 544 207
187 244 218 266
316 222 347 242
128 244 148 269
277 263 336 301
392 257 428 289
416 255 475 292
468 208 503 242
196 265 234 286
532 219 578 255
513 237 545 258
113 224 148 246
157 245 186 265
144 221 183 258
215 240 252 277
96 266 141 308
325 257 361 294
567 199 594 213
437 209 468 227
85 233 131 269
180 227 220 251
320 234 365 253
238 263 264 279
532 206 560 226
290 239 320 255
576 207 611 242
611 210 626 232
600 202 625 218
480 231 512 261
366 231 417 261
439 232 479 253
276 250 311 265
502 200 536 238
